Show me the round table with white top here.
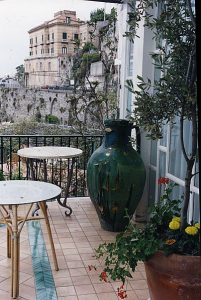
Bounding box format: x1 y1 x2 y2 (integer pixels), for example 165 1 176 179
17 146 83 216
0 180 61 299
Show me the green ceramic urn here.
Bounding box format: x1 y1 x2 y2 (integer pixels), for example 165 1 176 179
87 119 146 232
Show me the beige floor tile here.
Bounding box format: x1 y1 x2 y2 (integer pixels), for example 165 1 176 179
135 289 150 300
58 297 78 300
67 260 85 268
57 285 76 296
19 283 36 300
0 199 149 300
74 241 91 247
61 242 77 249
23 277 35 288
125 290 140 300
73 237 88 243
129 279 148 290
71 275 91 285
63 248 79 255
93 282 114 293
78 294 98 300
77 247 94 254
52 269 71 278
97 292 118 300
65 254 82 262
54 276 73 287
0 290 12 300
74 284 95 295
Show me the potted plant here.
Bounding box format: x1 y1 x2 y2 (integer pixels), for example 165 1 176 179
92 0 199 299
95 178 200 299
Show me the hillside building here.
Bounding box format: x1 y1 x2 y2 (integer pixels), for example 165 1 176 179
24 10 84 87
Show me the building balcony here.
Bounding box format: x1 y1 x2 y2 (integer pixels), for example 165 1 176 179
0 134 149 300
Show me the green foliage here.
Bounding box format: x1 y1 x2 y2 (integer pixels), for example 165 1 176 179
82 42 97 53
15 64 24 84
11 168 23 180
90 8 109 23
0 170 5 181
70 7 118 133
125 0 196 139
125 0 197 229
82 52 100 64
45 114 60 124
96 180 200 283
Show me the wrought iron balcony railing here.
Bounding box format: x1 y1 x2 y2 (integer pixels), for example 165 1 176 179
0 135 103 197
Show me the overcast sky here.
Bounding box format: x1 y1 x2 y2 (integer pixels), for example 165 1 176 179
0 0 116 78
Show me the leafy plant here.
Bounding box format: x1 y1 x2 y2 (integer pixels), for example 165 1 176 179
45 114 60 124
11 168 23 180
125 0 197 230
70 7 118 133
93 0 198 297
95 179 200 284
0 170 5 181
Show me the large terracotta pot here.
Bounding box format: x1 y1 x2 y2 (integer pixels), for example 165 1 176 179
87 119 146 232
144 251 201 300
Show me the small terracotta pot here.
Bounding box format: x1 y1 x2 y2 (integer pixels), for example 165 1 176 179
144 251 201 300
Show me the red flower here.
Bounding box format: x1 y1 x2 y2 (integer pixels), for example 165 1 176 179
117 285 127 299
100 271 107 282
158 177 169 184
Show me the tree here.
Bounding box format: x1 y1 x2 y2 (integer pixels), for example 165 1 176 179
90 8 109 23
126 0 197 228
69 7 119 133
15 64 25 85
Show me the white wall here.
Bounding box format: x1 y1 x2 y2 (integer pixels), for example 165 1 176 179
117 1 156 221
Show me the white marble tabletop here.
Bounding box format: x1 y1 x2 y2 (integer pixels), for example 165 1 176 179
17 146 83 160
0 180 61 205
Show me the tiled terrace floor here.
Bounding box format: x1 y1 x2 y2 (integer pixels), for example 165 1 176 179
0 198 149 300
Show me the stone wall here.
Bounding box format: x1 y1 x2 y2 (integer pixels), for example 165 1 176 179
0 87 73 124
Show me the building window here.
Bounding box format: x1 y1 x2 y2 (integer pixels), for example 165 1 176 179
126 89 132 115
48 62 51 71
51 47 54 54
66 17 71 24
62 32 67 40
62 47 67 54
35 37 37 44
47 34 50 40
40 62 42 71
127 40 134 77
30 38 33 44
74 33 79 40
47 48 49 53
52 33 54 40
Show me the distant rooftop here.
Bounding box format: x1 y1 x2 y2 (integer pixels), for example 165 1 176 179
54 10 76 17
